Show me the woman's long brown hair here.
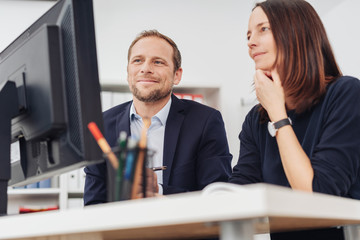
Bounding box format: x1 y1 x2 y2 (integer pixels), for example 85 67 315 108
255 0 342 121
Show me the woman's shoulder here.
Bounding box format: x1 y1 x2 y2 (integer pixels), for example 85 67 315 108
330 75 360 90
326 75 360 99
242 104 262 130
246 104 261 119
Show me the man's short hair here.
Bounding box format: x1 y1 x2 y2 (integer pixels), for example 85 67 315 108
127 30 182 72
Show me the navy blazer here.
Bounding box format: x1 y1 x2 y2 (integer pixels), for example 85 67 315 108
84 94 232 205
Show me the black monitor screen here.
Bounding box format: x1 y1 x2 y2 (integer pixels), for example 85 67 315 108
0 0 104 188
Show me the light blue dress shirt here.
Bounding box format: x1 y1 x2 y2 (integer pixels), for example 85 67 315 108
129 98 172 194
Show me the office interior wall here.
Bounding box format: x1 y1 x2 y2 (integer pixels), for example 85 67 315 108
1 0 359 166
0 0 55 51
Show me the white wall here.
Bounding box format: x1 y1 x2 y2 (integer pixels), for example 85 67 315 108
308 0 360 78
1 0 360 165
0 0 55 51
93 0 257 165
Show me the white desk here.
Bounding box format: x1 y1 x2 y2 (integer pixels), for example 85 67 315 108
1 183 360 240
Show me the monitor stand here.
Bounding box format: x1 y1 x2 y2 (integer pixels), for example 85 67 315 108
0 81 19 216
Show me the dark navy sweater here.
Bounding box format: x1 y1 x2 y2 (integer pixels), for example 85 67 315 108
230 76 360 200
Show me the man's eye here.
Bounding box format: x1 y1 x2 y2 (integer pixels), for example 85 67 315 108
133 59 141 63
154 60 164 65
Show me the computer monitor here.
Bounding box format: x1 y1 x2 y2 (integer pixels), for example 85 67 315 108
0 0 104 214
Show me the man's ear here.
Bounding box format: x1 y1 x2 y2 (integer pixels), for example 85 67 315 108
126 65 130 83
173 67 183 86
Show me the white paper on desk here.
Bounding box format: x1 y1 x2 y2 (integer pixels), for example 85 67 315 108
10 141 20 164
202 182 247 196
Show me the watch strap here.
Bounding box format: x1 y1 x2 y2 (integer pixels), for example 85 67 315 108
273 117 292 130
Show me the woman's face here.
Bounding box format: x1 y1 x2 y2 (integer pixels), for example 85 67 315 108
247 7 277 71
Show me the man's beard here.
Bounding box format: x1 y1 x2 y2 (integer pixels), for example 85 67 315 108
132 85 173 102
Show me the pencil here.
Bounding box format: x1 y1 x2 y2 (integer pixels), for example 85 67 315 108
131 118 151 199
87 122 119 169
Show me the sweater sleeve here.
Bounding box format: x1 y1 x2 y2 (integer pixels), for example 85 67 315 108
311 77 360 197
229 106 263 184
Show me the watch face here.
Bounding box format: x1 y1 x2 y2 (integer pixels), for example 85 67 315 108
267 122 276 137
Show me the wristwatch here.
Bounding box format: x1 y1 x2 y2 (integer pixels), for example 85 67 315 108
267 117 292 137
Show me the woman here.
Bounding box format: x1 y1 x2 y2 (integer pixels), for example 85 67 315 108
229 0 360 239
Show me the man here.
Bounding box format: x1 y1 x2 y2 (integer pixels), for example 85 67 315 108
84 30 232 205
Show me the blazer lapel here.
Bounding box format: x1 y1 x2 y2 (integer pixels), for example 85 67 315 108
115 102 132 138
163 95 186 186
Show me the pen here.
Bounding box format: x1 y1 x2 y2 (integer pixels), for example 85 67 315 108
151 166 167 171
120 137 138 200
87 122 119 169
115 131 127 201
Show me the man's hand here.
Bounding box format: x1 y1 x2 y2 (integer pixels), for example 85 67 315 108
136 168 159 198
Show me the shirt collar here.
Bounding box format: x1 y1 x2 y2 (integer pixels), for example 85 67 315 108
129 97 172 126
155 97 171 126
130 102 140 121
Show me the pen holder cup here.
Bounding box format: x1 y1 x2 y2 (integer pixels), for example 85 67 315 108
106 146 156 202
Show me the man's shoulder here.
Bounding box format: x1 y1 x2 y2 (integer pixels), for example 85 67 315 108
103 101 131 120
172 96 219 114
170 97 225 126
